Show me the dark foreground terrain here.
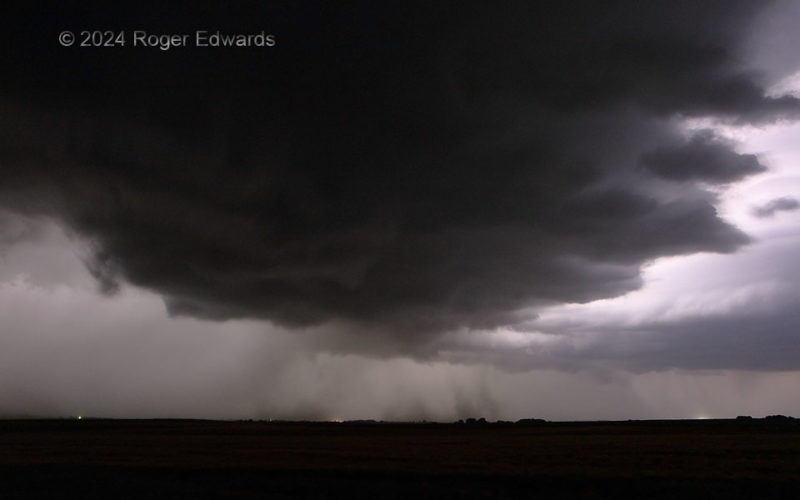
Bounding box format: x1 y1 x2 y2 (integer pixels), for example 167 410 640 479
1 418 799 498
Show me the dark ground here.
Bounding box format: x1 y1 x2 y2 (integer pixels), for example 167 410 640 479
1 418 799 498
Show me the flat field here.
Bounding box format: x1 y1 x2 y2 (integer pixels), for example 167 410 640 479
1 419 799 498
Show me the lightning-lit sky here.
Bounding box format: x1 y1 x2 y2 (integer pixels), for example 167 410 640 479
2 1 800 420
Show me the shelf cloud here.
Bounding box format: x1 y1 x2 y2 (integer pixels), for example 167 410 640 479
1 1 797 338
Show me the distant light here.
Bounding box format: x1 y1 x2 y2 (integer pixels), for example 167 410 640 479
77 415 83 420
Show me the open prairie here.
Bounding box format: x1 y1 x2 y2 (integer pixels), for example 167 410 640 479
2 419 799 498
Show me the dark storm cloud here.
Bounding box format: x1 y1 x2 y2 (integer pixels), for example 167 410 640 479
0 1 794 334
753 197 800 218
437 300 800 374
639 131 767 184
573 304 800 372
